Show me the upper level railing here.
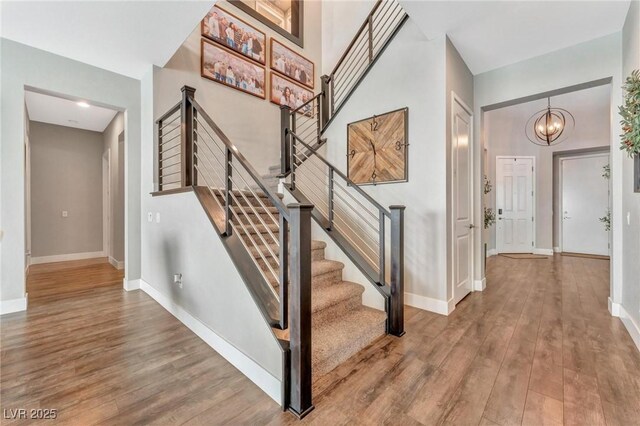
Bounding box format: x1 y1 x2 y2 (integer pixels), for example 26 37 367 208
284 129 405 337
323 0 407 121
155 86 314 417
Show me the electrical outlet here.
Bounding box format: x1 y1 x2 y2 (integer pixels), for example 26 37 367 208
148 212 153 222
173 273 183 289
62 210 68 218
628 212 631 226
156 212 161 223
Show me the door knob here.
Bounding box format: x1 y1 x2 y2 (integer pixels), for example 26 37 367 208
468 224 476 229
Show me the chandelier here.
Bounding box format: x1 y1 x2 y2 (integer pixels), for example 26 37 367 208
525 97 575 146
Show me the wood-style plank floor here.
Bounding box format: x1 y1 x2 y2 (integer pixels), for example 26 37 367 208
2 255 639 425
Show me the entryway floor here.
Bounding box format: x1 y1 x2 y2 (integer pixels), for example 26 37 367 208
1 255 638 425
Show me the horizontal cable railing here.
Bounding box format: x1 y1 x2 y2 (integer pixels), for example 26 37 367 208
287 130 405 337
155 87 314 416
324 0 407 121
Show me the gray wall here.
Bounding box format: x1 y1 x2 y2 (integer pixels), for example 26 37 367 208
30 122 104 257
1 38 141 302
621 0 640 347
103 112 125 263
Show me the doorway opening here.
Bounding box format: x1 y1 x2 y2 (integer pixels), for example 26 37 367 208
24 89 125 302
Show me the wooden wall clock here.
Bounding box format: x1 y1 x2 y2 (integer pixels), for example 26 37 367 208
347 108 408 185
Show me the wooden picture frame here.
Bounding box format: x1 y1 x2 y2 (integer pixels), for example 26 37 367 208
269 72 314 111
201 5 267 65
270 39 314 89
347 108 409 186
201 39 266 99
229 0 304 48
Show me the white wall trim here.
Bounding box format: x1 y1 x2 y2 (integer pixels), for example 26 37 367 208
486 248 498 258
533 248 554 256
109 256 124 270
138 279 282 404
553 246 561 253
1 294 28 315
610 298 640 352
30 251 105 265
473 277 486 292
123 278 140 291
405 292 455 316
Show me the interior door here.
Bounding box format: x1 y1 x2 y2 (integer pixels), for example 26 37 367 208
496 157 534 253
452 98 473 305
561 154 609 255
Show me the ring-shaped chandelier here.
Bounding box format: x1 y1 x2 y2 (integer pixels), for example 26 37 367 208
525 97 575 146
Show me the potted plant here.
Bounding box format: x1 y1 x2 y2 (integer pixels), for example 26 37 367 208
619 69 640 192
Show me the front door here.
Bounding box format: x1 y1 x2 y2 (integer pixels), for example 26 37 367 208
561 154 609 256
496 157 534 253
452 97 473 305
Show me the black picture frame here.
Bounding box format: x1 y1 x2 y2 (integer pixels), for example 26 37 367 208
229 0 304 48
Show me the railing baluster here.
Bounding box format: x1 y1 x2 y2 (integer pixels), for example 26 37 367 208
367 14 374 63
290 115 297 190
158 119 163 192
378 210 385 285
328 168 334 230
225 146 233 236
192 107 198 186
320 76 330 129
288 203 314 419
389 205 405 337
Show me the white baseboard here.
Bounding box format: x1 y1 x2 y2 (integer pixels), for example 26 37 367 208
486 248 498 258
123 278 141 291
138 279 282 404
553 247 561 253
473 277 486 292
608 297 621 316
612 300 640 352
109 256 124 270
405 292 454 315
1 294 28 315
30 251 105 265
533 248 554 256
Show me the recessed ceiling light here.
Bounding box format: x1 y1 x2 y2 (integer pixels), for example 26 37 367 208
77 101 90 108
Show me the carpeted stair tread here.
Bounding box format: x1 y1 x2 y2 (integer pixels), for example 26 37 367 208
312 281 364 314
312 306 386 376
311 259 344 277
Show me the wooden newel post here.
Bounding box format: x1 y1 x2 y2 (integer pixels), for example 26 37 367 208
288 203 314 419
320 75 331 128
181 85 196 187
280 106 291 176
389 205 405 337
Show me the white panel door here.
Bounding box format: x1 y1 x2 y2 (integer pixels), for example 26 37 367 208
452 99 473 305
496 157 534 253
561 154 609 256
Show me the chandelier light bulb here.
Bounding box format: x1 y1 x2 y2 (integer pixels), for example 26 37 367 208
525 97 575 147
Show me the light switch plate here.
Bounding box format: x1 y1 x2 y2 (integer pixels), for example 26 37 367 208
148 212 153 222
62 211 68 218
156 212 161 223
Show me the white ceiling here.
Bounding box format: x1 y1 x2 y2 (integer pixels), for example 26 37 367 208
0 1 215 79
26 91 119 132
401 1 631 75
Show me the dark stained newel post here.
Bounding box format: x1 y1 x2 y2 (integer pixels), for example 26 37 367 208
287 203 314 419
320 75 331 127
180 85 196 187
280 105 291 176
389 205 405 337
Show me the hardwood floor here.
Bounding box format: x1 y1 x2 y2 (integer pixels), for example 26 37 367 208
2 255 639 425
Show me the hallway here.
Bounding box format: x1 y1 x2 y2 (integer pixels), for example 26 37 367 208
1 255 639 425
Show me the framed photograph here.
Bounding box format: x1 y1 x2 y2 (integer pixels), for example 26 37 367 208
201 5 266 65
270 39 314 89
269 72 314 111
347 108 409 186
201 39 266 99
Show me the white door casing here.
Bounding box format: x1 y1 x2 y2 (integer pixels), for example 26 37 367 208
560 154 609 256
102 150 111 257
452 95 474 306
496 157 534 253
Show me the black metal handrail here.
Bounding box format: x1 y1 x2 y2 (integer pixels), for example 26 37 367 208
287 129 405 337
155 86 314 418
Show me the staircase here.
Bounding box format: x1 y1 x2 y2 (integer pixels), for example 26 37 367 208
217 190 387 377
153 0 408 419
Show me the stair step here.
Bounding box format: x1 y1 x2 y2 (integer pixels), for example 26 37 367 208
312 281 364 325
233 220 279 235
312 307 387 377
311 260 344 286
248 240 326 260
